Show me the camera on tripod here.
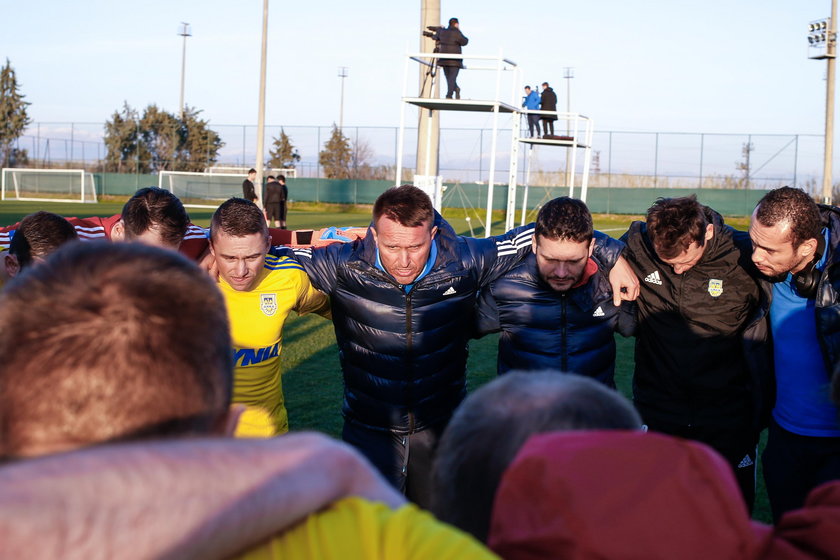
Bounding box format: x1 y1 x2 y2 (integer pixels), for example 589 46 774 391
422 25 442 38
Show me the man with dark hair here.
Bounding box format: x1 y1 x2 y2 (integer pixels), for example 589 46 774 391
521 85 541 138
475 197 634 386
749 186 840 521
242 168 258 202
620 195 768 510
284 184 637 506
0 186 207 259
431 371 642 543
3 211 77 279
209 197 330 436
433 17 468 99
0 242 234 458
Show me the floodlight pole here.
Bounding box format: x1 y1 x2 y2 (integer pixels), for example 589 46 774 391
178 22 191 120
416 0 441 179
563 67 574 189
338 66 349 131
823 0 838 204
254 0 269 207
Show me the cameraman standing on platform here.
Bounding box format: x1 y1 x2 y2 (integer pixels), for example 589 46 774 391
430 18 468 99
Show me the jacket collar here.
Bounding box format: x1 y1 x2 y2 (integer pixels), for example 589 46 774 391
819 204 840 267
356 210 459 272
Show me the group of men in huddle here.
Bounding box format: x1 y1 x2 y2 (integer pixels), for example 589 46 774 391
0 183 838 557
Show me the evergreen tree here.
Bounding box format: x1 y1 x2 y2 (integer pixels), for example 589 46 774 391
174 107 224 172
103 103 223 173
0 59 32 168
267 129 301 170
319 125 351 179
140 104 180 172
104 103 146 173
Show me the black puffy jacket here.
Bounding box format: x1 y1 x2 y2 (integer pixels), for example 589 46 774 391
621 208 773 431
812 206 840 397
475 253 632 386
291 214 534 433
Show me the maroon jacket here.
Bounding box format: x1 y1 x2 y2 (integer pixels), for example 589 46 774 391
488 430 840 560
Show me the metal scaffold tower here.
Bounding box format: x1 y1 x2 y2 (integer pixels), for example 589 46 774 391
506 112 594 231
396 50 520 237
395 50 595 236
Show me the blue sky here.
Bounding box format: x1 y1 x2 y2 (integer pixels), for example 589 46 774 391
1 0 833 136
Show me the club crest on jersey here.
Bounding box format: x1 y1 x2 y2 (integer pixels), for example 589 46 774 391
260 293 278 316
708 279 723 297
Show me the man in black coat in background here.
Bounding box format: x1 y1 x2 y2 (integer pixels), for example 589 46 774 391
433 18 468 99
264 176 283 228
540 82 558 137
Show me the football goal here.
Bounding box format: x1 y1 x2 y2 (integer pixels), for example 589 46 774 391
158 170 248 208
205 166 296 178
1 168 97 203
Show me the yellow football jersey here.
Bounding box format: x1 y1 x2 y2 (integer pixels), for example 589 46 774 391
236 497 499 560
218 254 329 437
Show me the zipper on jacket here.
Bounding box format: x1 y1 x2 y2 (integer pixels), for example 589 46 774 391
405 289 414 431
561 294 568 371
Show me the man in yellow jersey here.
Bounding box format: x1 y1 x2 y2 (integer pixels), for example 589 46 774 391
209 197 330 436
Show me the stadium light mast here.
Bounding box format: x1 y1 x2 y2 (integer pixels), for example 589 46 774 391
563 67 574 188
338 66 349 131
416 0 441 181
178 22 191 120
254 0 269 207
809 0 837 204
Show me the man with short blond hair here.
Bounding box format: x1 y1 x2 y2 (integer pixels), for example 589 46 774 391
0 242 233 459
209 197 329 436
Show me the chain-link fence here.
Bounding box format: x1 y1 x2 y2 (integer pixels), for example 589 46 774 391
11 121 832 197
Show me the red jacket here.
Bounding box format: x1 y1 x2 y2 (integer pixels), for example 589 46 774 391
488 430 840 560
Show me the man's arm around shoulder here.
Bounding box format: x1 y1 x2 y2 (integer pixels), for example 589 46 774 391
0 433 403 560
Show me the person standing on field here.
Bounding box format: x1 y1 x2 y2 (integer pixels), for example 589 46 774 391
242 168 258 203
264 176 283 228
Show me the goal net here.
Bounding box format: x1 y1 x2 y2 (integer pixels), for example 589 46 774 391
159 171 249 208
1 168 97 203
206 166 296 178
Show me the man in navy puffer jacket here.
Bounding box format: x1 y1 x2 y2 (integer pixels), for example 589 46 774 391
285 186 635 506
475 197 635 387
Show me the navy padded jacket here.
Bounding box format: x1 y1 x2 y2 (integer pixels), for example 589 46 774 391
476 253 634 386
